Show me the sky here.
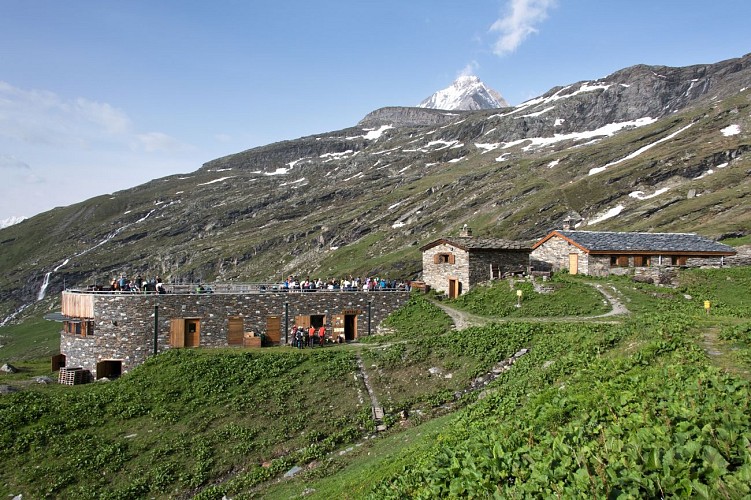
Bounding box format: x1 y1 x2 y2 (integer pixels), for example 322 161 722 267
1 0 750 223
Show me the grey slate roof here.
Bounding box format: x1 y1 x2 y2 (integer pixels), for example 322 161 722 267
554 230 736 254
420 237 531 252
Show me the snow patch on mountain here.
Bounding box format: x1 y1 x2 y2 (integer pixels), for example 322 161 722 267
721 124 740 136
418 75 508 111
0 216 26 229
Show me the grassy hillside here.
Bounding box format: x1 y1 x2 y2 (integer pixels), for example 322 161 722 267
1 269 750 498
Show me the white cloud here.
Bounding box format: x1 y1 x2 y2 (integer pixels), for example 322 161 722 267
490 0 556 56
458 61 480 78
0 81 198 221
0 81 132 146
136 131 191 153
0 154 30 170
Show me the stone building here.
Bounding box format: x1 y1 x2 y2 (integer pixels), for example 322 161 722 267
530 230 736 277
58 288 409 379
420 226 532 298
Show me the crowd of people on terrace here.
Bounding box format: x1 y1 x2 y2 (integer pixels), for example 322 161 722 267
108 274 167 294
274 275 411 292
86 273 411 294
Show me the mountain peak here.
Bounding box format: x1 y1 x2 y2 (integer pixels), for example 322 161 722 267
418 75 509 110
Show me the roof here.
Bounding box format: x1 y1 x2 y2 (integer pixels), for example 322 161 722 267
420 236 532 253
533 230 737 255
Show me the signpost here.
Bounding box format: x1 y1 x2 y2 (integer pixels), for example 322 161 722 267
516 289 523 308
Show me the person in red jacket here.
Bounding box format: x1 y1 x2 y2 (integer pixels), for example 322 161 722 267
308 325 316 347
318 325 325 347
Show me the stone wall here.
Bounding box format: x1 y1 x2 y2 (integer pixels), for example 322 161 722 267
468 249 530 285
60 291 409 377
532 236 734 277
531 237 588 274
422 243 469 294
422 244 530 295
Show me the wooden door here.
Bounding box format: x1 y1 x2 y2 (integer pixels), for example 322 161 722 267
266 315 281 344
170 318 185 347
344 314 357 340
228 317 244 346
568 253 579 275
294 315 311 329
185 319 200 347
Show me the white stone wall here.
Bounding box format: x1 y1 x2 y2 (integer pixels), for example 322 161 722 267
422 243 469 294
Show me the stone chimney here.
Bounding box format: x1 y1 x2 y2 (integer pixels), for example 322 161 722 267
562 217 572 231
459 224 472 237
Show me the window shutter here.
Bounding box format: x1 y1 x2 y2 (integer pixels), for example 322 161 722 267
434 254 441 264
448 254 455 264
170 318 185 347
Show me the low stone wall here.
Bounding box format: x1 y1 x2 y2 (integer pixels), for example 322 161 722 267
61 291 410 376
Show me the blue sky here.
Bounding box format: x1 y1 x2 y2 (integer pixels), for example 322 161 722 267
1 0 749 222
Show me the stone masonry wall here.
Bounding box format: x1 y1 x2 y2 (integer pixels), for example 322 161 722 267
422 244 530 294
468 250 531 286
61 291 409 376
531 237 588 274
422 244 469 294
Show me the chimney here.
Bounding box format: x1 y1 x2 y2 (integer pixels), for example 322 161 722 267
562 217 572 230
460 224 472 237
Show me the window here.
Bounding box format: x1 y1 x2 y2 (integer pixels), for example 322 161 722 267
633 255 651 267
434 253 455 264
610 255 629 267
671 256 687 266
63 320 95 336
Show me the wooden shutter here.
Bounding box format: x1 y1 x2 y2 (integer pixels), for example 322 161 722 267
266 316 281 344
228 317 243 346
434 254 441 264
170 318 185 347
448 253 455 264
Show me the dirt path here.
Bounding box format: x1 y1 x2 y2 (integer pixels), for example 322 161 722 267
587 283 629 317
355 353 386 431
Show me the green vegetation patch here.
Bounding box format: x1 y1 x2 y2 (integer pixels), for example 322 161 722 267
451 276 610 317
368 312 751 498
0 348 368 498
0 315 61 362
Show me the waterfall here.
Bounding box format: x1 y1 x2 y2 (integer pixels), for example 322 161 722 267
37 272 53 301
37 258 70 301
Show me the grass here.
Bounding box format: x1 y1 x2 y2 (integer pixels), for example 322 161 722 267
721 235 751 246
0 316 60 362
259 414 453 500
450 274 610 317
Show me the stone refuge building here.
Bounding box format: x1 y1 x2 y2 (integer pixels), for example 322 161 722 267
530 230 737 277
58 288 409 380
420 226 532 298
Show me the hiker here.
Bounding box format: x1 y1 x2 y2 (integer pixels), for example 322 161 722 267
318 325 325 346
308 325 316 347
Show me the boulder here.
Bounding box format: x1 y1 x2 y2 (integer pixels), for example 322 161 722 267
0 363 18 374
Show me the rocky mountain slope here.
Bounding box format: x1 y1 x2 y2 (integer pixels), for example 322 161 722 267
1 53 750 321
